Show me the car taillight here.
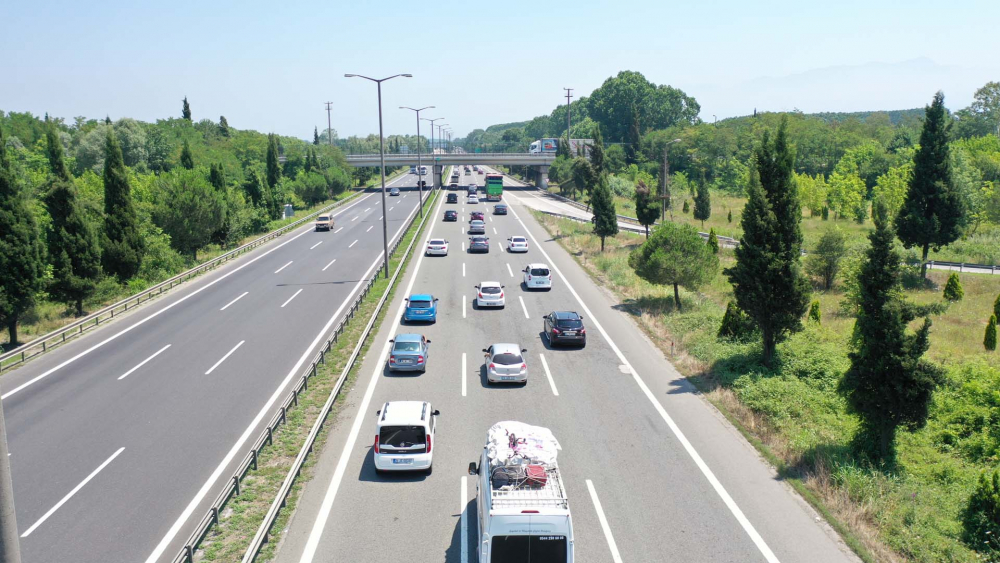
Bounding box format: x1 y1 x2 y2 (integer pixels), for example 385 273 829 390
389 355 396 363
426 434 432 453
417 356 424 364
489 363 495 371
478 292 483 299
499 292 504 298
527 275 532 280
374 435 380 454
548 275 552 281
580 328 586 334
552 327 561 334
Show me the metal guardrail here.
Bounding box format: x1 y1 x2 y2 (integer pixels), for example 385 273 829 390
169 189 437 563
0 188 386 374
347 152 554 160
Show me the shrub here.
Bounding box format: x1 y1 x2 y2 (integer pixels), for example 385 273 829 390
808 300 821 324
822 206 829 220
987 315 998 352
707 228 719 254
606 175 635 198
682 200 690 213
994 293 1000 322
727 209 732 223
944 272 965 301
718 301 756 340
963 468 1000 553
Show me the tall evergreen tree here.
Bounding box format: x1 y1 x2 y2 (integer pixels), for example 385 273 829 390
659 154 672 221
589 124 605 176
101 130 144 280
209 163 226 191
182 96 192 121
45 126 72 181
303 150 313 173
313 127 320 145
840 201 943 461
218 115 230 137
724 120 811 366
180 140 194 169
626 114 641 164
556 135 570 159
634 180 659 238
693 182 712 227
0 126 45 345
896 92 966 276
44 129 101 315
591 177 619 251
266 133 282 189
242 168 267 208
208 163 229 245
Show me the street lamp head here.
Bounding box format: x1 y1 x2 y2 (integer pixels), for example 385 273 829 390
344 74 356 78
401 74 413 78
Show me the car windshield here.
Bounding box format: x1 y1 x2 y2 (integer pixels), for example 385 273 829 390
393 341 421 352
493 353 523 365
530 268 549 276
556 319 583 329
481 286 501 295
408 300 431 309
379 426 425 448
472 221 484 226
429 239 446 244
317 216 329 221
472 237 487 243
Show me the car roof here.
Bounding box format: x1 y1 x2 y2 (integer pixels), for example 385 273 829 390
408 293 433 301
527 263 549 269
393 333 424 343
510 235 527 241
471 220 484 224
489 343 523 355
494 203 507 206
552 311 580 320
479 280 502 287
378 401 430 426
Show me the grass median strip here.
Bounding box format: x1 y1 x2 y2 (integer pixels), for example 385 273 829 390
194 189 437 563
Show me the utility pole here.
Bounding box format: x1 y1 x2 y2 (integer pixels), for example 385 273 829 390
0 397 21 563
324 101 334 146
563 88 573 147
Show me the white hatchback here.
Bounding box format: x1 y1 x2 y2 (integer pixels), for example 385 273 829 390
467 194 479 204
373 401 438 474
475 281 505 308
484 343 528 384
522 263 552 290
425 238 449 256
507 236 529 252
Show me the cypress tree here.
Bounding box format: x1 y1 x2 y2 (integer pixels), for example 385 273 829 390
313 127 320 145
102 130 144 280
218 115 230 137
808 300 821 324
556 135 570 159
590 125 605 176
993 293 1000 322
985 315 997 351
707 228 719 254
840 201 943 461
682 200 690 213
634 180 659 238
180 140 194 169
943 272 964 301
694 182 712 227
45 126 72 181
182 96 192 121
304 150 313 174
266 133 282 189
727 209 732 223
896 92 966 277
104 116 112 125
724 120 811 366
590 177 619 251
0 126 45 345
209 163 226 191
243 168 267 208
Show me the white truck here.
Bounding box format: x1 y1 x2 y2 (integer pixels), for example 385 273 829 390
468 421 573 562
529 138 592 158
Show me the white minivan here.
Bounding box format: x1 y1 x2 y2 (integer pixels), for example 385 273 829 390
522 263 552 290
373 401 439 474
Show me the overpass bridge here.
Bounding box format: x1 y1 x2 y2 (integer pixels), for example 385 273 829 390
345 152 555 188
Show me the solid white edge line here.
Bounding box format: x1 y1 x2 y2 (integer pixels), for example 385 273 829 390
322 259 337 272
281 289 304 308
297 183 446 563
21 447 126 537
586 479 623 563
518 296 530 319
143 193 420 563
462 352 467 397
1 192 376 401
506 263 514 278
348 240 358 248
461 476 469 563
310 241 323 250
118 345 171 381
220 291 249 311
204 340 245 375
539 353 558 396
508 198 781 562
274 261 293 274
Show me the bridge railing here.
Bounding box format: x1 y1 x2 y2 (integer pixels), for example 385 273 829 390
345 152 554 160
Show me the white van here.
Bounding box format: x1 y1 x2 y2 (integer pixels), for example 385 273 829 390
468 421 573 562
373 401 438 474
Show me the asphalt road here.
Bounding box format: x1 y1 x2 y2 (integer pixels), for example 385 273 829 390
0 170 435 563
273 168 860 562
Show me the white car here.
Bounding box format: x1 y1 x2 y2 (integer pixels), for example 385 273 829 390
467 194 479 204
425 238 449 256
507 236 529 252
373 401 439 474
475 281 505 308
483 343 528 384
522 263 552 290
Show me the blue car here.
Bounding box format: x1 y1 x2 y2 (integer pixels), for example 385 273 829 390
403 294 438 323
388 333 431 373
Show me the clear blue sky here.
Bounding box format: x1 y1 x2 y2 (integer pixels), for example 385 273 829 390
3 0 998 140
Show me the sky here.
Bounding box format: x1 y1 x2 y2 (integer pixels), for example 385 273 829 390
3 0 999 141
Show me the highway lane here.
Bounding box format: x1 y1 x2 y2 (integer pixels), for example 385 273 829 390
0 171 435 562
274 167 857 562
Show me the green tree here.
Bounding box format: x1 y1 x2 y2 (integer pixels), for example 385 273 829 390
556 135 570 159
313 127 320 145
153 169 226 259
994 293 1000 323
827 158 866 221
634 180 659 238
963 468 1000 550
707 228 719 254
724 121 811 366
589 124 605 176
805 228 847 290
605 144 626 173
718 301 755 339
0 126 45 345
897 92 967 277
629 220 718 311
242 168 268 208
569 157 594 201
180 140 194 169
101 130 144 280
182 96 191 121
872 164 912 218
45 125 72 181
985 315 997 351
265 134 284 219
727 209 732 223
840 201 943 461
682 200 689 213
693 183 711 227
808 300 821 324
590 178 619 251
209 163 226 191
943 272 964 301
219 115 230 137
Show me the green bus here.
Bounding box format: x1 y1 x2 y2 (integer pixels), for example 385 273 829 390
485 174 504 201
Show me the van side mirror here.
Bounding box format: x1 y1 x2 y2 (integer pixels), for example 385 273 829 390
426 339 432 343
432 409 440 416
468 462 479 476
376 410 381 415
521 348 528 353
481 348 488 353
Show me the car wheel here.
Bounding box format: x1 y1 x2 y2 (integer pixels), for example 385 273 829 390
375 467 384 476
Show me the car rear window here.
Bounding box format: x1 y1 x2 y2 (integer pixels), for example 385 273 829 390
317 216 329 221
529 268 549 276
379 426 426 448
429 239 446 244
493 353 523 365
408 300 431 309
481 286 501 295
393 341 421 352
471 221 484 226
512 237 526 243
556 319 583 329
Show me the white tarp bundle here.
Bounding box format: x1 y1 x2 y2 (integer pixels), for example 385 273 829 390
486 421 559 468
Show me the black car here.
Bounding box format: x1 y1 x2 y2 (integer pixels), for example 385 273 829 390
446 193 458 203
444 210 458 221
493 203 508 215
543 311 586 347
468 236 490 253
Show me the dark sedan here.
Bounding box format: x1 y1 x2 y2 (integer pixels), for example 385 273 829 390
447 193 458 203
543 311 586 347
493 203 508 215
444 210 458 221
468 236 490 253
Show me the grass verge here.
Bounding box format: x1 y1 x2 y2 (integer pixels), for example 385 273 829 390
193 189 438 562
530 209 1000 563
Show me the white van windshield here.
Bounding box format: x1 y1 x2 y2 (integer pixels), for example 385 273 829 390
491 535 567 562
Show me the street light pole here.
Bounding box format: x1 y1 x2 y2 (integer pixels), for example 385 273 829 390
0 398 21 563
345 73 412 278
563 87 573 143
400 105 434 219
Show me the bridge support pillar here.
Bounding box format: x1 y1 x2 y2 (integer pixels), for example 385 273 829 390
536 165 550 190
433 165 443 190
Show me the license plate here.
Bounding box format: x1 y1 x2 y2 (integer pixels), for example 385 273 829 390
392 458 413 465
399 359 413 364
563 331 576 336
500 376 516 381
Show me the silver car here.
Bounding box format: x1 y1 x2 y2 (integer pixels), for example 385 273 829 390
468 220 486 234
483 343 528 384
